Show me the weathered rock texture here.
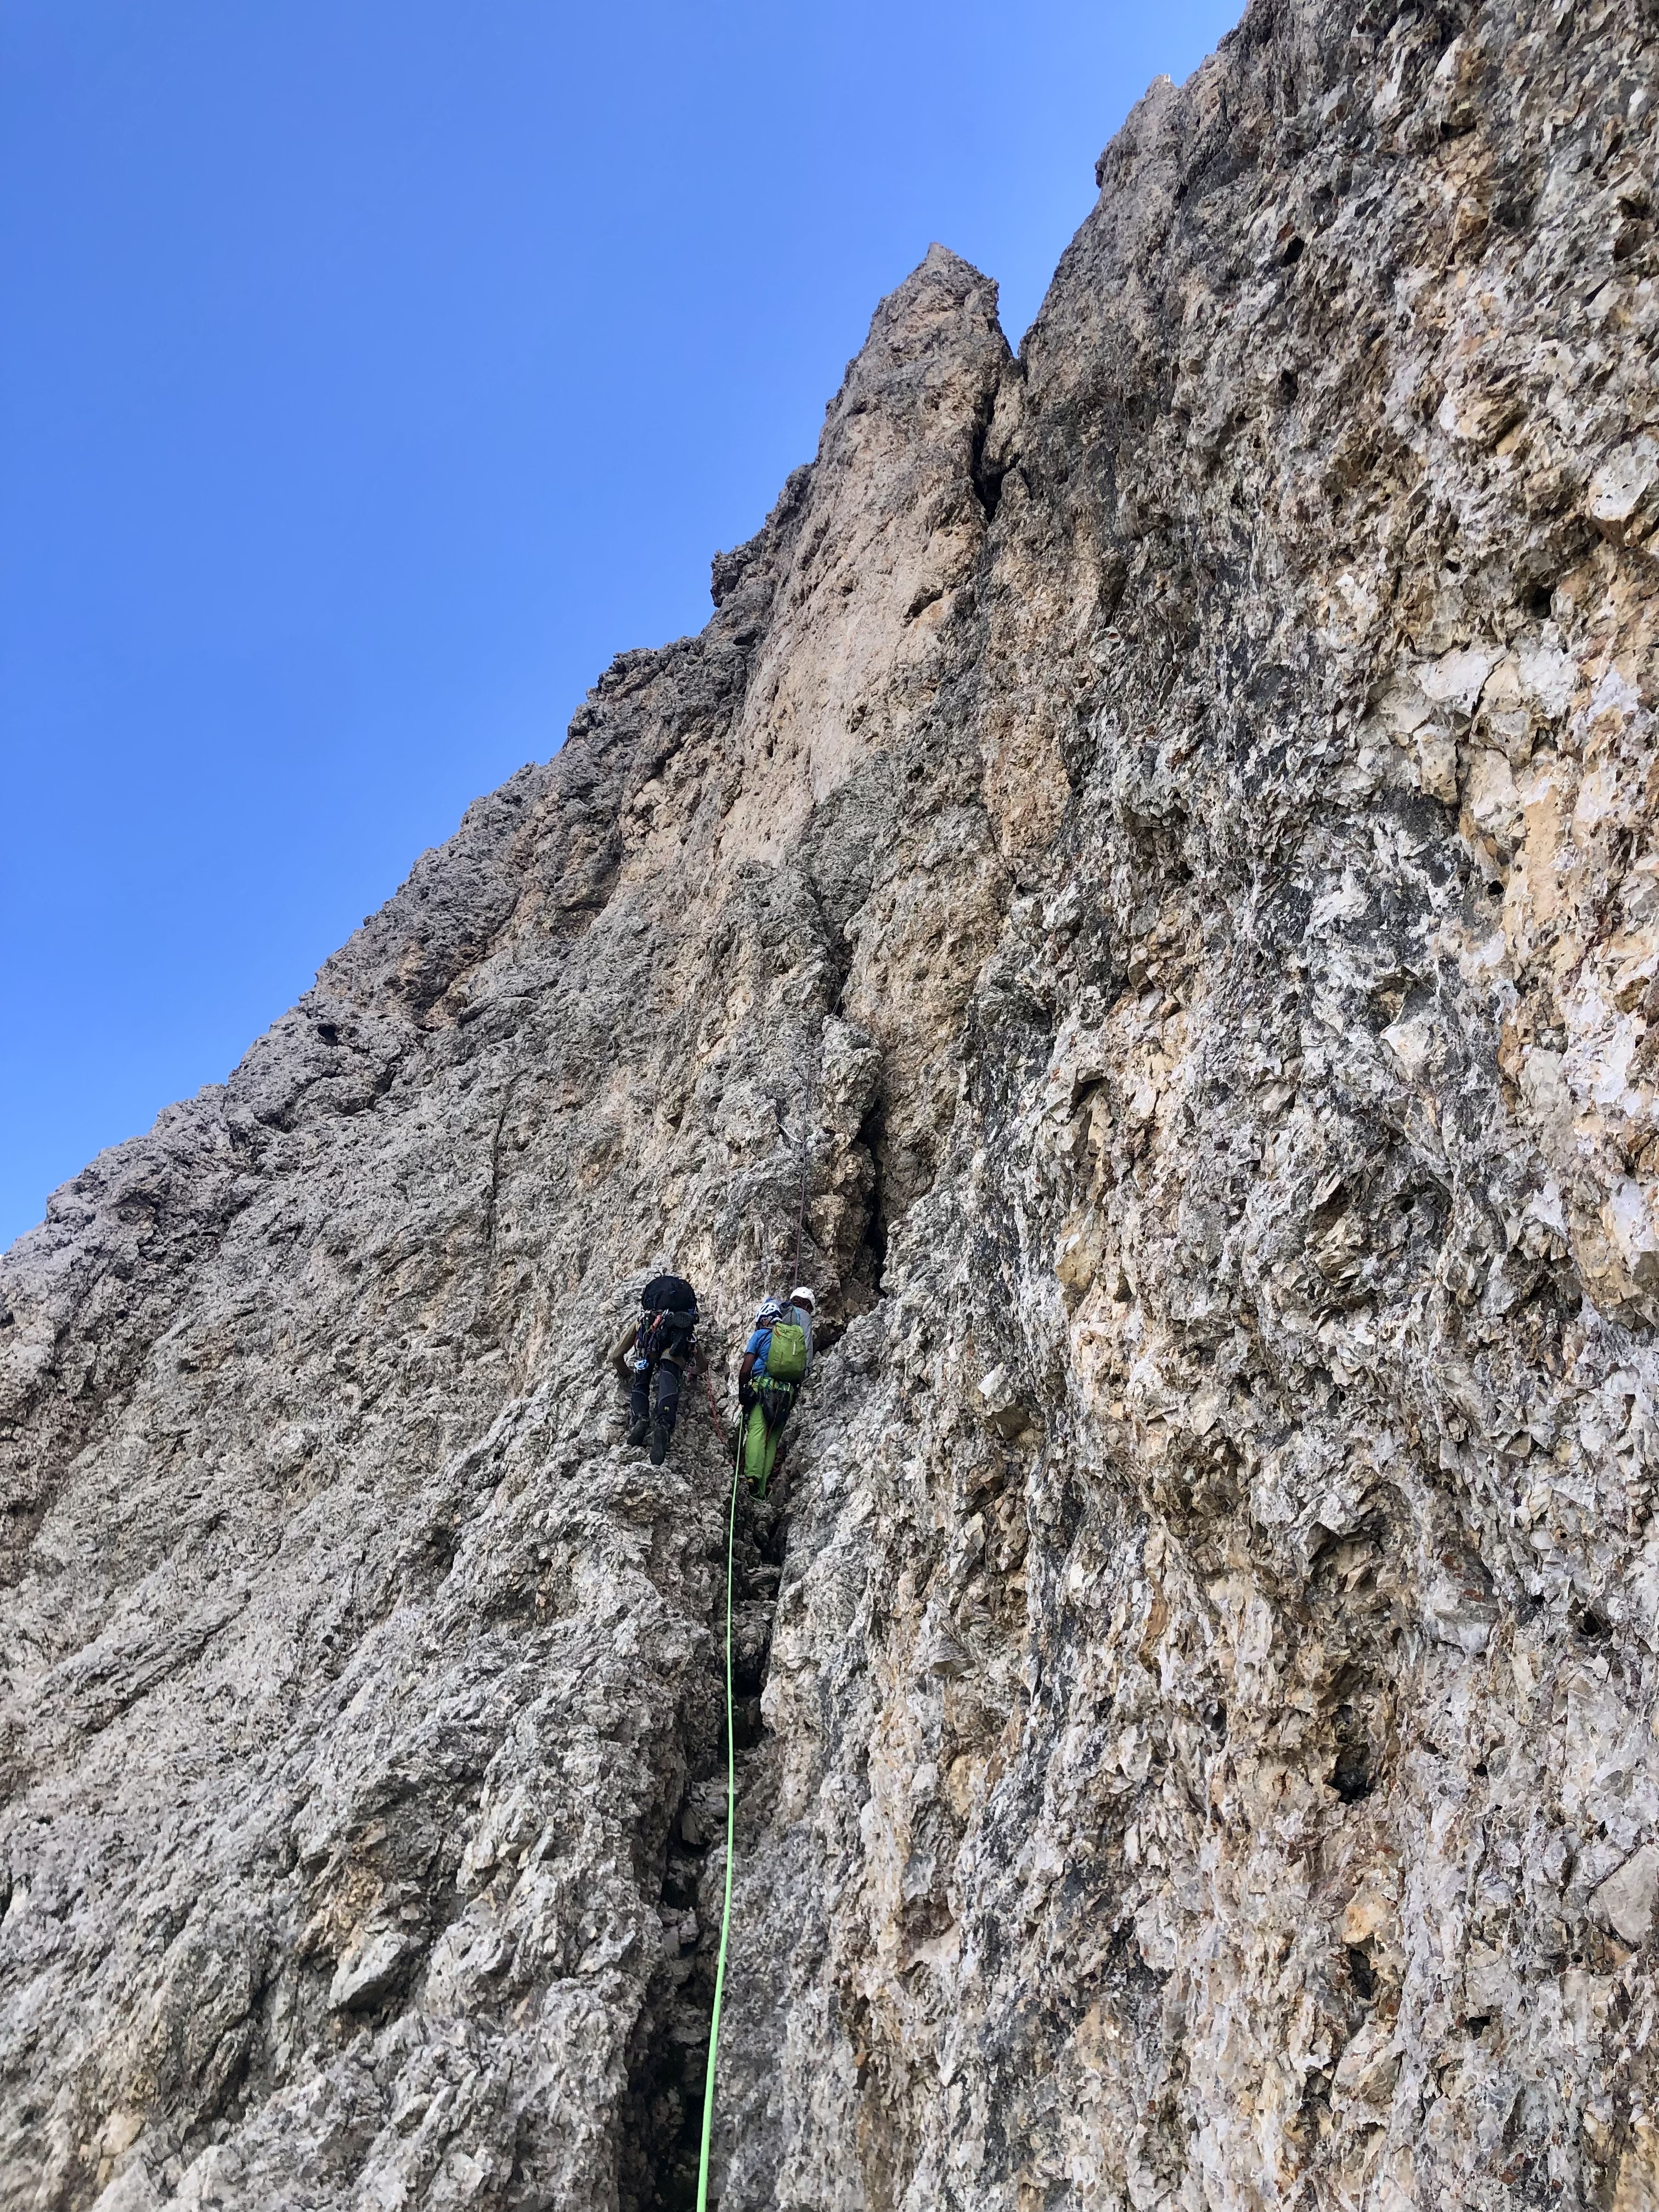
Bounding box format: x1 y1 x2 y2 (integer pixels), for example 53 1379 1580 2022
6 1 1659 2205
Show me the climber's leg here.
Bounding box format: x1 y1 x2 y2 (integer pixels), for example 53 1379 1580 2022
653 1356 684 1432
627 1354 652 1447
648 1356 684 1465
742 1405 768 1491
744 1406 782 1495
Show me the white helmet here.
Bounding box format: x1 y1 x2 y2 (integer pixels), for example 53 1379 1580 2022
789 1285 815 1309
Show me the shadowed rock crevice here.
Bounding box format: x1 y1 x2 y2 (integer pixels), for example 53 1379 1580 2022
616 1476 788 2212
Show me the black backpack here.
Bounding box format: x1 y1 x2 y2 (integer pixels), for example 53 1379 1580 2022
639 1274 698 1363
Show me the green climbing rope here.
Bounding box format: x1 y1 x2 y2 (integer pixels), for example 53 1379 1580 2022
694 1057 816 2202
695 1426 743 2209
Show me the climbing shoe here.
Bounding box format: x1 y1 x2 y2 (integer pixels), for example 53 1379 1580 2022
649 1421 670 1467
627 1417 649 1448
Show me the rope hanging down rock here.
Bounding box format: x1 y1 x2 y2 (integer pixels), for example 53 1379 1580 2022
697 1359 730 1454
693 1056 816 2208
791 1059 815 1290
694 1426 742 2212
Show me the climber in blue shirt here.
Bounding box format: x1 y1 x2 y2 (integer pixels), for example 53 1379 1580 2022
737 1286 814 1496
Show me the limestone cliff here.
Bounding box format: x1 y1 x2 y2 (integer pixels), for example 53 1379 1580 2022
5 1 1659 2205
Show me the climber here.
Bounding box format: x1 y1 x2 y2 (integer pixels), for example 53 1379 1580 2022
617 1272 700 1466
737 1286 814 1497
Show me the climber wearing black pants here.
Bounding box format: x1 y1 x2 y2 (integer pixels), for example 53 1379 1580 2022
623 1272 699 1465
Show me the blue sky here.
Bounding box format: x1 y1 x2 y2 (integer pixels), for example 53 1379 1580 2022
1 0 1240 1250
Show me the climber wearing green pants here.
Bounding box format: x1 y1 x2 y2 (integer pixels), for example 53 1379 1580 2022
737 1288 814 1494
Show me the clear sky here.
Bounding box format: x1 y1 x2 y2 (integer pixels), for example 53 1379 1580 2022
1 0 1240 1251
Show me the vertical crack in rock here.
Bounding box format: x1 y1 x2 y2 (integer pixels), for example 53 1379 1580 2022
616 1485 789 2212
6 2 1659 2207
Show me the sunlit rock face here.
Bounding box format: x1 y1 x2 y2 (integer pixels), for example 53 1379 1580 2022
5 2 1659 2207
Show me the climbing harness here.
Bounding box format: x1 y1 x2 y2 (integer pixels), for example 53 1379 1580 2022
695 1424 743 2212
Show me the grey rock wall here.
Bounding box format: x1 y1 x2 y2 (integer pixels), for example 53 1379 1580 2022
5 1 1659 2207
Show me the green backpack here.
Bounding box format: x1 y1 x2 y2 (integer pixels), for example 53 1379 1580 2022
764 1321 808 1385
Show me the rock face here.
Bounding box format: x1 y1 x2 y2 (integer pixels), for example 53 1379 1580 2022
5 1 1659 2205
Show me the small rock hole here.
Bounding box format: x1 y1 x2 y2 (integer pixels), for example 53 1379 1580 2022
1331 1741 1373 1802
1346 1944 1376 2002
